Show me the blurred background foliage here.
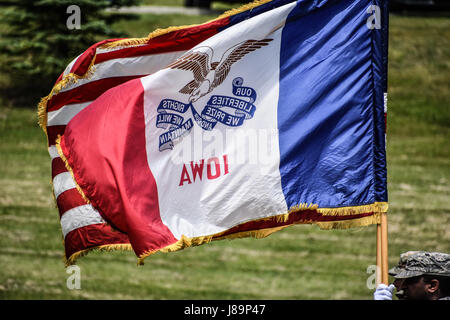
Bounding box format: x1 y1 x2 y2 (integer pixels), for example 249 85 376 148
0 0 141 106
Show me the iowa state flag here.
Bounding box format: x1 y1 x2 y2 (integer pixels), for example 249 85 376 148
39 0 389 265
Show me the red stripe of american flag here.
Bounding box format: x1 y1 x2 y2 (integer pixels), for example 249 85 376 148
50 17 229 110
56 189 87 218
84 19 228 66
54 39 124 84
64 223 130 261
47 75 143 112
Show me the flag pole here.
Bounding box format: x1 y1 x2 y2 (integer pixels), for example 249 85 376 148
378 1 390 286
370 0 390 288
380 212 389 284
376 223 382 285
376 212 389 285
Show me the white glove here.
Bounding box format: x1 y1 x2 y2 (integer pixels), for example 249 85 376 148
374 284 395 300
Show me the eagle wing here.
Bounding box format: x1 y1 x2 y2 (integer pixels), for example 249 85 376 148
167 51 211 94
212 39 273 89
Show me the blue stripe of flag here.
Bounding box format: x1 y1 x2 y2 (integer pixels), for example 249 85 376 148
277 0 388 208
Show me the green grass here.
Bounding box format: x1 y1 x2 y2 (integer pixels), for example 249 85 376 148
0 14 449 300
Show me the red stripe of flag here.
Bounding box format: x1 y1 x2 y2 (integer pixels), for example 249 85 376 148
54 39 124 85
56 189 88 217
94 19 228 64
68 39 125 76
47 125 66 146
51 157 68 179
47 75 143 112
64 223 130 260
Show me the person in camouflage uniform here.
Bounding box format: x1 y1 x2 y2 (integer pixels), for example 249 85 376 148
374 251 421 300
389 251 423 299
374 251 450 300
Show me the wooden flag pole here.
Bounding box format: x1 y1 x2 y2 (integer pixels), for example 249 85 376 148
376 223 382 285
381 212 389 284
376 212 389 285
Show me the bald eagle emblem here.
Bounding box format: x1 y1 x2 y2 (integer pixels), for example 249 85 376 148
168 39 273 103
155 38 273 152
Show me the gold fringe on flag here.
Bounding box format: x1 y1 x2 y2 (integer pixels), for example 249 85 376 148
316 213 382 230
55 135 91 205
65 244 133 266
317 202 388 216
136 210 384 265
137 227 287 265
37 57 97 133
63 211 383 266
